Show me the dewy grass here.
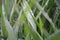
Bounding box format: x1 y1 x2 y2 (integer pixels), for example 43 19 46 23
0 0 60 40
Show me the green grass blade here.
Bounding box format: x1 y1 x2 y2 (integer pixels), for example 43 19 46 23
46 30 60 40
2 3 17 40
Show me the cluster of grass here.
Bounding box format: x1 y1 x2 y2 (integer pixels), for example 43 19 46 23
0 0 60 40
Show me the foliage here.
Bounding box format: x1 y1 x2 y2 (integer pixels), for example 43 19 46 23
0 0 60 40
